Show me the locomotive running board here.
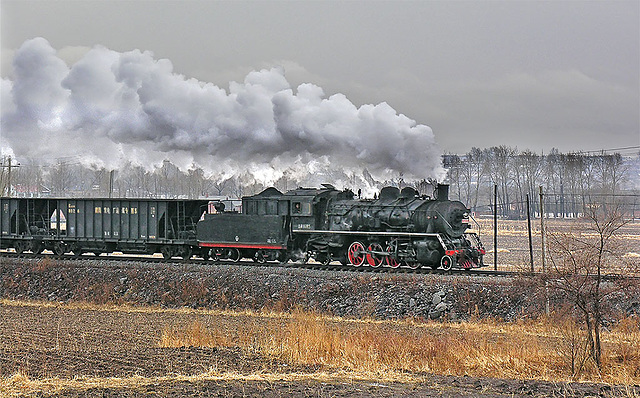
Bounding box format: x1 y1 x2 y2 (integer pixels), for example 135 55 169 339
199 242 285 250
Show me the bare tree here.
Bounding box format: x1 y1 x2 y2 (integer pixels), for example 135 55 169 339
517 150 543 216
49 161 76 196
443 153 462 200
154 160 182 198
464 148 489 212
594 153 628 194
212 178 231 196
186 164 206 198
545 202 635 370
487 146 516 217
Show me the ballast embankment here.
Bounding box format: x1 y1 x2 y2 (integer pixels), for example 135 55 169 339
1 258 638 322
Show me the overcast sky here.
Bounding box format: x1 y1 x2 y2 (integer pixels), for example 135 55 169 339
1 0 638 160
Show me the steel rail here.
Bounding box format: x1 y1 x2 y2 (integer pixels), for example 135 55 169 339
1 251 637 281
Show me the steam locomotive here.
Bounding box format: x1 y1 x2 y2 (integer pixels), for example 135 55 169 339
198 184 485 270
0 184 485 270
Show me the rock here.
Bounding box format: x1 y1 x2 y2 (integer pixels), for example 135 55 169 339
435 302 448 313
428 309 441 319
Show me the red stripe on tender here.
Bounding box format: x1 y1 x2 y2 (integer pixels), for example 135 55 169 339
199 242 284 250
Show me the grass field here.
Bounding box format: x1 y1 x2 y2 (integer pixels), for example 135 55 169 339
1 299 638 397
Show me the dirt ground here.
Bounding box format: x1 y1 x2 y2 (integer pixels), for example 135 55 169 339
1 301 636 398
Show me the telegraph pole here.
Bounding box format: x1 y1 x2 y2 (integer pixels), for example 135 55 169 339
109 170 114 198
539 185 549 315
1 156 20 197
539 186 545 273
526 193 534 272
493 184 498 271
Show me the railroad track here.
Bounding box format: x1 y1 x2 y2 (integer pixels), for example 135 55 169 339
2 250 637 281
0 250 514 276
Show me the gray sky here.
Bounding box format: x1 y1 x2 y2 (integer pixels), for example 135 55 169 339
1 0 639 157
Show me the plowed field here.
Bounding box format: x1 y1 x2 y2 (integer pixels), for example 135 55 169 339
2 300 637 397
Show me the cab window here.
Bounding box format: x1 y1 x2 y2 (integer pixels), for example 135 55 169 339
292 201 312 215
292 202 302 214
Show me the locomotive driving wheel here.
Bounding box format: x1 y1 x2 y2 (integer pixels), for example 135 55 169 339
385 241 401 268
322 253 332 266
207 249 219 262
406 261 421 270
366 243 384 267
347 241 365 266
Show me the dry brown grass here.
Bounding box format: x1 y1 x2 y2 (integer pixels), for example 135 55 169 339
1 369 418 398
159 308 640 385
159 320 230 348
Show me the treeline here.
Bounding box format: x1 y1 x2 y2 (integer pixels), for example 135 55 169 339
0 159 262 199
2 146 639 219
444 146 639 218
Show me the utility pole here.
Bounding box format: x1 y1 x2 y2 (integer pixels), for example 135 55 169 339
109 170 114 198
539 186 545 273
526 193 534 272
1 156 20 197
493 184 498 271
539 185 549 315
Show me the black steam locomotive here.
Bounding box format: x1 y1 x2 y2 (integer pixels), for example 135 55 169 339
0 184 485 270
198 184 485 270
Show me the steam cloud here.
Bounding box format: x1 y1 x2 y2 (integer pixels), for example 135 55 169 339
1 38 444 184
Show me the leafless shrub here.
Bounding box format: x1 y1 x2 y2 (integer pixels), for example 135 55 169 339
546 202 638 370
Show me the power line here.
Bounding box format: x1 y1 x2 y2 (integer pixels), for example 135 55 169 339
575 145 640 154
443 146 640 159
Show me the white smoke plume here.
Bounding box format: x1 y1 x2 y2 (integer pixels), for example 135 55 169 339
1 38 444 184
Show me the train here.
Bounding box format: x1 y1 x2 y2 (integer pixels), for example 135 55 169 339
0 184 485 270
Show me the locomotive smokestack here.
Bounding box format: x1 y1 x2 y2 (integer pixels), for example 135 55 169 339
436 184 449 201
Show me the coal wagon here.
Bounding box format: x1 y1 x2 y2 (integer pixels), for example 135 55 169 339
0 197 208 259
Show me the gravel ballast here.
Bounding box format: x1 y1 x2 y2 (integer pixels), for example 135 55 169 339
1 257 638 321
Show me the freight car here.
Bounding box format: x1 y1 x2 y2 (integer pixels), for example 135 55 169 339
197 184 485 270
0 197 208 259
